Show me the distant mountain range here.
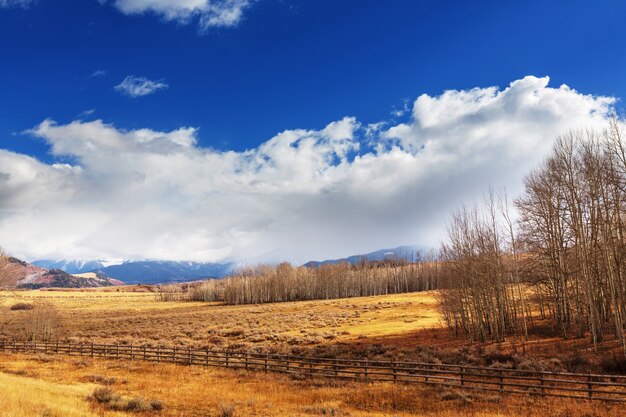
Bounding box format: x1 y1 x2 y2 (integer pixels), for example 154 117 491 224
0 257 122 289
32 259 235 284
33 259 109 274
94 261 236 285
30 245 426 285
303 245 424 268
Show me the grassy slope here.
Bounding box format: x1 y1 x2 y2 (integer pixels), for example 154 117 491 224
0 370 127 417
1 354 624 417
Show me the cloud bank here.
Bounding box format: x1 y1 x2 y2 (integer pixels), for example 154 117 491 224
0 76 616 263
115 75 168 97
107 0 252 30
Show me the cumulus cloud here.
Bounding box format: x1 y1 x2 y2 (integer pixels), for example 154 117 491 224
106 0 252 30
0 76 617 263
115 75 168 97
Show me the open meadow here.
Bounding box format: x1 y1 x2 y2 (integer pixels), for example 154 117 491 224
2 289 626 417
0 290 440 353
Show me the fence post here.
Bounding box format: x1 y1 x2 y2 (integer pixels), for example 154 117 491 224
157 346 160 363
188 348 192 365
392 361 397 381
499 370 504 393
460 367 464 386
364 359 369 380
205 349 209 367
588 374 593 399
225 351 229 368
91 342 94 358
265 354 269 373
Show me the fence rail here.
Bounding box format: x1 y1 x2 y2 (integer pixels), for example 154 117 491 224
1 340 626 402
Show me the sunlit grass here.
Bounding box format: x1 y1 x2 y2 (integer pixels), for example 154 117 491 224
0 370 127 417
0 290 445 348
1 354 623 417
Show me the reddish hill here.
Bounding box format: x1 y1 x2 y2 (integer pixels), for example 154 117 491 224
0 256 122 289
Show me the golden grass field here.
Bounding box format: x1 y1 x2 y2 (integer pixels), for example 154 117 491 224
1 289 625 416
1 353 624 417
0 290 441 351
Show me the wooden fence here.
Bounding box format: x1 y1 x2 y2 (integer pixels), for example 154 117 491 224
1 340 626 402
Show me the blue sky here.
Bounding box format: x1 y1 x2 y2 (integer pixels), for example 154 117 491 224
3 0 625 157
0 1 625 262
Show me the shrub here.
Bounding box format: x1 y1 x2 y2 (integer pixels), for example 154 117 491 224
91 387 117 403
600 354 626 374
120 398 151 412
219 404 235 417
86 374 116 385
89 388 163 412
10 303 34 311
150 400 164 411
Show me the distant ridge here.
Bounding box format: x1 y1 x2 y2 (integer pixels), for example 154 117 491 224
32 259 110 274
303 245 424 268
31 245 427 285
0 257 121 289
93 260 236 285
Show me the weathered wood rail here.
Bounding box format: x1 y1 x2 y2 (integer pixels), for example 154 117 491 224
1 340 626 402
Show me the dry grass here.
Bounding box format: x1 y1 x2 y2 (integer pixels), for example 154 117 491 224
0 290 440 351
2 289 626 416
0 368 127 417
2 289 624 367
1 353 624 417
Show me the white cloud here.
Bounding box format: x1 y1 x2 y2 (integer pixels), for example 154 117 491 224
89 69 107 78
0 76 617 263
78 109 97 118
107 0 252 30
0 0 36 8
115 75 168 97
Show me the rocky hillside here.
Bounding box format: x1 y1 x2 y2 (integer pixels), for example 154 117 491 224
0 256 122 289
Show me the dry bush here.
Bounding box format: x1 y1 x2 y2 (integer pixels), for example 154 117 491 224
599 354 626 374
89 387 163 412
218 403 235 417
10 302 34 311
86 374 116 385
18 302 65 342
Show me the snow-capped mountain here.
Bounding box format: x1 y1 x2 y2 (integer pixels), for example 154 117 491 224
1 257 122 289
303 245 426 268
32 259 117 274
32 259 235 284
94 260 236 284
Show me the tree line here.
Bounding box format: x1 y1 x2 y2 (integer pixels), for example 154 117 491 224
158 257 441 304
438 121 626 351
